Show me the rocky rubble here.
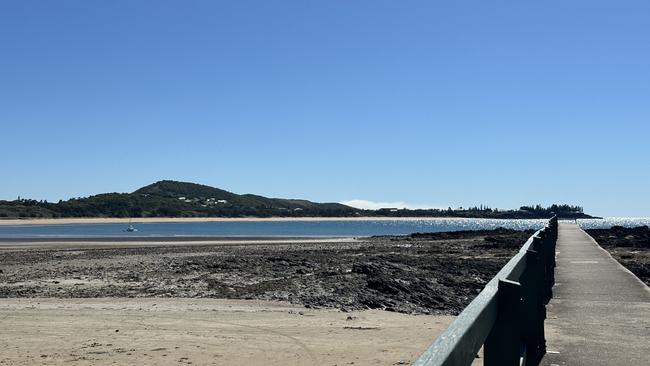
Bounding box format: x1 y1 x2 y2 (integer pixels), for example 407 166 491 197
586 226 650 286
0 229 533 315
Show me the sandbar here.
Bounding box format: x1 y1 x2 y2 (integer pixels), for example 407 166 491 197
0 216 475 226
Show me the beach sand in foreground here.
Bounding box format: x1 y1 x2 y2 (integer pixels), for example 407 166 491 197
0 298 454 366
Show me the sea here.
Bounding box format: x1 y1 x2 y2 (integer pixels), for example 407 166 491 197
0 217 648 238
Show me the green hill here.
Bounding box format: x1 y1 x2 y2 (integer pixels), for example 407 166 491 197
135 180 236 201
0 180 597 219
0 180 357 218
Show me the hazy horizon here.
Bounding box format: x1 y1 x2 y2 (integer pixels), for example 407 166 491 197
2 1 649 217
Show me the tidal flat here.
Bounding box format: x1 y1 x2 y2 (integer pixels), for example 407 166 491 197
0 229 532 315
0 230 528 365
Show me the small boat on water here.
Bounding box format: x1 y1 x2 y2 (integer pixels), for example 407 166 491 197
124 219 138 232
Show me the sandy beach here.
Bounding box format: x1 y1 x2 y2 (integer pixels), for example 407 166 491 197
0 298 454 366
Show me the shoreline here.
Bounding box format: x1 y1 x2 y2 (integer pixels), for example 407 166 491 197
0 216 552 226
0 237 357 250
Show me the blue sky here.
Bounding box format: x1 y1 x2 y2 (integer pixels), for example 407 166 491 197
1 1 649 216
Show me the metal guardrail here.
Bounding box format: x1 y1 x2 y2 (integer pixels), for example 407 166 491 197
413 216 558 366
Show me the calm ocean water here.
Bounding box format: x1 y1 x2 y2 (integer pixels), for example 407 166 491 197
0 218 647 238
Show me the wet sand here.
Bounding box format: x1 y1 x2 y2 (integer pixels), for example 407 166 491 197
0 298 454 366
0 237 355 250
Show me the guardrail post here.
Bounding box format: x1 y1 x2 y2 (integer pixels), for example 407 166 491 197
548 217 558 299
484 279 522 366
541 230 555 303
521 248 546 364
411 216 558 366
534 230 553 303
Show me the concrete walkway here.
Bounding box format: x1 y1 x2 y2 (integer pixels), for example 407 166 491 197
541 223 650 366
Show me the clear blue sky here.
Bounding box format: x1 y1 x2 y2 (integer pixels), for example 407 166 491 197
1 1 649 217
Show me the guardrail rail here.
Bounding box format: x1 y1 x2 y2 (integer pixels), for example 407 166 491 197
413 216 558 366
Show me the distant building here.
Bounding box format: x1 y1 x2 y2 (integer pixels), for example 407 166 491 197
380 208 400 212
